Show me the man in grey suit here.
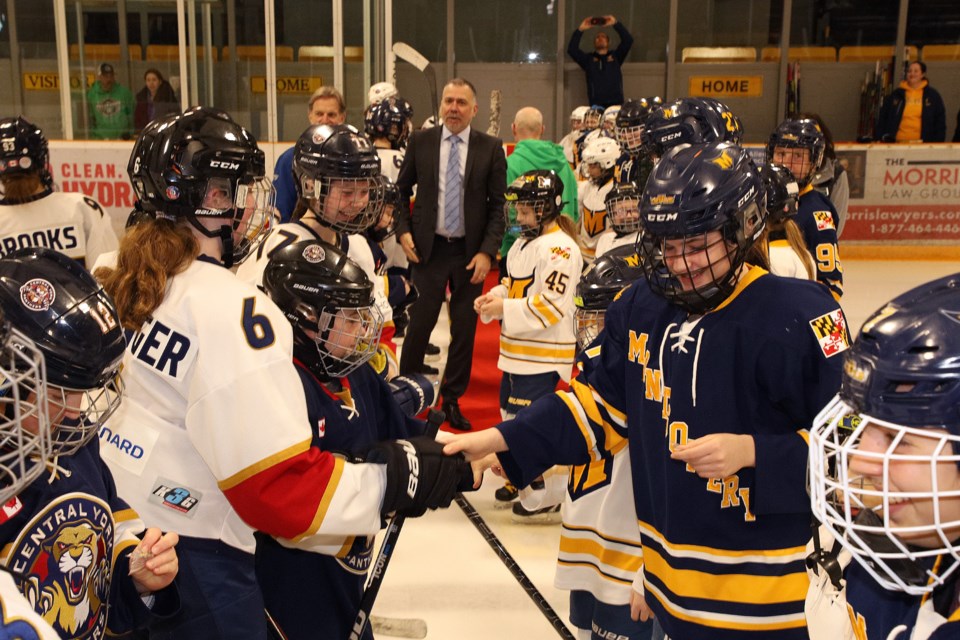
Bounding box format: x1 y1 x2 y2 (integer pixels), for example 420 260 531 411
395 77 507 431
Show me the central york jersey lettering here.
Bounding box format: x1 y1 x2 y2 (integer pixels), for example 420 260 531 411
629 329 755 521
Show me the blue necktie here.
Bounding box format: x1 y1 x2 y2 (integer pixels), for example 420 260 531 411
444 135 463 237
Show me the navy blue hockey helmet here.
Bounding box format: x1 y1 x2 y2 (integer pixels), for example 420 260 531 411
604 182 643 235
639 142 766 313
293 124 383 234
642 98 743 159
368 174 401 242
614 97 660 153
574 244 644 349
757 163 799 223
0 116 52 189
262 240 383 379
364 96 414 149
766 117 825 186
0 247 125 455
137 106 274 267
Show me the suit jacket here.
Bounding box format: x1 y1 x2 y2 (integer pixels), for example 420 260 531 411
396 126 507 264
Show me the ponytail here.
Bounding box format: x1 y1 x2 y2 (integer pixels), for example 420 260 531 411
95 218 198 331
782 218 816 280
557 214 580 244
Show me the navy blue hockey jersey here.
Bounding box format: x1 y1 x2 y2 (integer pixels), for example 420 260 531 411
796 186 843 300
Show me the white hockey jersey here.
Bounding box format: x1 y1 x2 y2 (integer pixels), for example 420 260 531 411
0 190 118 268
594 230 640 258
376 147 409 272
0 571 61 639
99 259 386 554
769 239 815 281
483 225 581 381
577 178 614 262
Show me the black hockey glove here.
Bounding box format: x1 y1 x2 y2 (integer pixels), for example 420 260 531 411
388 373 437 418
367 436 471 518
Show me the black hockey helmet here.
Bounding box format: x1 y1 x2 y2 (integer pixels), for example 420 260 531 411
136 106 274 267
504 170 564 239
0 304 51 504
364 96 414 149
0 116 52 189
368 175 401 243
604 182 643 235
766 117 825 186
639 142 766 313
128 111 179 214
757 163 799 223
293 124 383 234
574 244 644 349
615 98 660 153
262 240 383 379
0 247 124 454
642 97 743 159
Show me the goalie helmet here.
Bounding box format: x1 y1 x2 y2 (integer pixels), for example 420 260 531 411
364 96 414 149
293 124 383 234
639 142 766 313
809 272 960 596
766 117 825 186
615 98 658 154
135 106 274 268
757 164 799 223
642 97 743 159
504 170 564 239
262 240 383 379
0 247 124 456
0 116 52 190
604 182 642 235
574 244 644 349
0 304 50 505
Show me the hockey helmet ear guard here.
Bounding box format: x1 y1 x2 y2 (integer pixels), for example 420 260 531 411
0 247 125 456
262 239 384 379
809 272 960 596
503 170 564 239
638 142 766 314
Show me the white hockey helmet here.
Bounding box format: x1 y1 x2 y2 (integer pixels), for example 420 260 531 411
368 82 399 105
581 136 621 170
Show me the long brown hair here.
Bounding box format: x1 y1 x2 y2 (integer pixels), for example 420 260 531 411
557 214 580 244
95 218 198 331
0 173 43 203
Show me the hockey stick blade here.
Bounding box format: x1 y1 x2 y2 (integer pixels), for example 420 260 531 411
392 41 439 121
371 615 428 639
455 494 575 639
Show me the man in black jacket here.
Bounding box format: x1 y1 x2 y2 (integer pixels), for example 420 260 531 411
567 15 633 108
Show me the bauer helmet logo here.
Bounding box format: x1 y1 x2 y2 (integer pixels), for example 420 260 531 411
398 439 419 498
20 278 56 312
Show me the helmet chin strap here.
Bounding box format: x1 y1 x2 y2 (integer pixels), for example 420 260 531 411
185 213 236 268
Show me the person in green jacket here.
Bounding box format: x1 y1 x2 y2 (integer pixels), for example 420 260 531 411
500 107 580 273
87 63 134 140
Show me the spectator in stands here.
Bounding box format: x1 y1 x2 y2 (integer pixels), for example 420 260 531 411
87 63 134 140
499 106 579 274
567 16 633 109
274 86 347 222
802 112 850 237
876 61 946 143
134 68 179 133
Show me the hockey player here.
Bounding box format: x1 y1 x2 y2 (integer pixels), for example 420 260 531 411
474 171 581 515
447 141 847 640
255 239 438 640
642 97 743 162
0 247 180 639
594 181 642 257
614 97 658 186
236 123 399 378
364 95 414 169
601 104 621 135
807 273 960 640
577 136 621 263
573 243 644 350
560 106 589 165
768 117 844 299
0 116 118 267
572 106 604 169
757 163 815 280
96 107 467 638
368 81 398 105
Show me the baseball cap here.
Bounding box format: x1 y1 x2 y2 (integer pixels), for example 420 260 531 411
98 63 115 75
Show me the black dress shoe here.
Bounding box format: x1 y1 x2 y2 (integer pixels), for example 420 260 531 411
425 342 441 356
420 364 439 375
443 401 472 431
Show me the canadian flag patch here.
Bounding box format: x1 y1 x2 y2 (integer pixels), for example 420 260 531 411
809 309 850 358
317 417 326 438
0 497 23 524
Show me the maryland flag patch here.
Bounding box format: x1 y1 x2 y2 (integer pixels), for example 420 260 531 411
813 210 836 231
809 309 850 358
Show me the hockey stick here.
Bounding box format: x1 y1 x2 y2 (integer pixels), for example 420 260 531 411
371 615 428 639
392 41 439 123
349 408 446 640
454 494 576 639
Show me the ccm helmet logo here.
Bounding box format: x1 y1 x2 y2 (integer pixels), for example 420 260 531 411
399 439 419 498
662 131 682 141
737 186 756 208
646 212 678 222
210 160 240 170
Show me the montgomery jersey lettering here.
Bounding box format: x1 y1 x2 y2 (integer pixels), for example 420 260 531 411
494 267 846 640
0 191 118 269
